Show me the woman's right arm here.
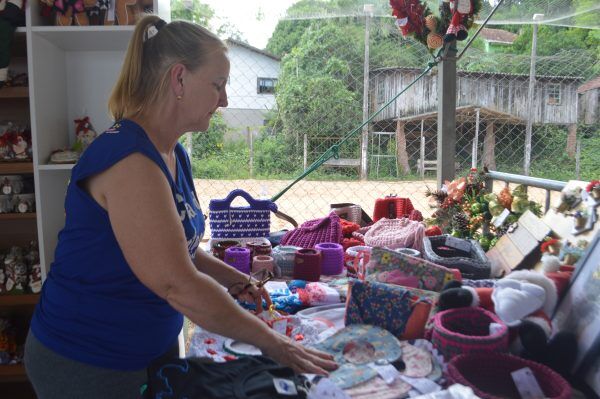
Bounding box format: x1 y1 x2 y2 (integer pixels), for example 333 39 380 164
84 153 336 374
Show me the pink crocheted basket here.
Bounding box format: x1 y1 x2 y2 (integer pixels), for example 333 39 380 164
280 212 342 249
431 307 509 361
447 352 572 399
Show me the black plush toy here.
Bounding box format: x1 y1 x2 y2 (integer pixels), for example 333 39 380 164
438 271 578 378
0 0 25 86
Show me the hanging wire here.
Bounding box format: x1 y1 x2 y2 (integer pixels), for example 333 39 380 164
271 49 443 202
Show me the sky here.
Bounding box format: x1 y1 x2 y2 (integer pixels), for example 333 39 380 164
201 0 301 49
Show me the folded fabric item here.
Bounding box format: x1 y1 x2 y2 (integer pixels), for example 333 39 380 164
342 237 363 250
366 247 459 292
340 218 361 237
313 324 403 389
346 280 438 340
353 218 425 252
281 211 342 249
297 282 341 307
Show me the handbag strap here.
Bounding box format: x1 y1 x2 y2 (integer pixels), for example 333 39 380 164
273 209 298 228
213 189 278 212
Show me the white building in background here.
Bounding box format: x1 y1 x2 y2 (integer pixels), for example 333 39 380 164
221 38 280 142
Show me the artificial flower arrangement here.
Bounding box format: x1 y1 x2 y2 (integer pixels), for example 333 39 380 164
426 168 543 251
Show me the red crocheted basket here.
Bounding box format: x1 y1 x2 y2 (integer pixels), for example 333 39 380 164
280 212 342 249
373 197 415 222
431 307 509 361
447 352 572 399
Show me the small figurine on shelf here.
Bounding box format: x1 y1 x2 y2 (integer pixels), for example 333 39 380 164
15 195 29 213
1 177 11 195
557 186 582 213
573 210 588 231
0 263 6 294
0 318 17 364
4 252 28 293
11 132 29 159
586 180 600 202
28 262 41 294
0 133 12 160
72 116 97 154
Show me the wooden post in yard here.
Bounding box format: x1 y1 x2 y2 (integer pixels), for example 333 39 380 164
483 122 496 170
396 120 411 175
437 43 458 188
247 127 253 178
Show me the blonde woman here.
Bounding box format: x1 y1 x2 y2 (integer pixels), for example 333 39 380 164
25 16 336 399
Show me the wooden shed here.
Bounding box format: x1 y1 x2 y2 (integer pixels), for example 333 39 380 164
370 67 582 125
578 76 600 125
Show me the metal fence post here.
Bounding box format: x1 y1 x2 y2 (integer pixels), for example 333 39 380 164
303 134 308 171
360 4 373 181
524 14 543 176
247 127 253 178
575 138 581 180
437 44 458 189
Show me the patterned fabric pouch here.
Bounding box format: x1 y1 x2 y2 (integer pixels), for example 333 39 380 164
345 280 439 340
365 247 458 292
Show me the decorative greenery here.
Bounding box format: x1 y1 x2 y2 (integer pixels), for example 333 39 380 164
426 168 543 251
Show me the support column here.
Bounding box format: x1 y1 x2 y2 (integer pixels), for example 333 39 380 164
437 44 457 188
396 120 411 174
483 122 496 170
566 123 577 158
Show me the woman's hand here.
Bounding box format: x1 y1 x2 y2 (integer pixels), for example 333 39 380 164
262 334 338 375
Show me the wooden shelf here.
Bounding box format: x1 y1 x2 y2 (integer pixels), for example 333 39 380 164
0 213 36 221
0 163 33 174
0 87 28 99
38 163 75 171
0 364 28 382
0 294 39 307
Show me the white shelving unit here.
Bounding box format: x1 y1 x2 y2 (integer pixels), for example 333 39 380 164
22 1 171 279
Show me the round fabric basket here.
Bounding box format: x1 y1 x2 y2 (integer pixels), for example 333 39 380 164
271 246 302 279
431 307 509 361
293 248 322 282
315 242 344 275
224 247 251 274
447 352 572 399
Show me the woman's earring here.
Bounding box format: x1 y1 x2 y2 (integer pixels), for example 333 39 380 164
177 95 182 100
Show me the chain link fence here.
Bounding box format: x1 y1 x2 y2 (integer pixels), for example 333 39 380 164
188 13 599 233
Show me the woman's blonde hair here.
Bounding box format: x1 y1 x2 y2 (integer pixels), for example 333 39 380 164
108 15 227 121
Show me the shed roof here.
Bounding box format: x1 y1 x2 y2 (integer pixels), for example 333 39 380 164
371 66 583 82
225 38 280 61
578 76 600 93
480 28 518 44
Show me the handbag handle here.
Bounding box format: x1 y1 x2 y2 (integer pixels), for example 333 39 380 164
218 189 278 212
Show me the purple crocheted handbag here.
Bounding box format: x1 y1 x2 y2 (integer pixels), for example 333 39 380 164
209 189 278 239
280 212 342 249
447 352 572 399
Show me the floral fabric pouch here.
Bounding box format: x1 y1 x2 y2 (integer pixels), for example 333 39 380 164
345 279 439 340
365 247 458 292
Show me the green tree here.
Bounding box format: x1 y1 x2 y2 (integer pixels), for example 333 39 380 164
170 0 214 25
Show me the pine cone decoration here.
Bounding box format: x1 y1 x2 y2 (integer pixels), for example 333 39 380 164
427 32 443 49
425 15 437 31
499 187 513 209
451 213 469 232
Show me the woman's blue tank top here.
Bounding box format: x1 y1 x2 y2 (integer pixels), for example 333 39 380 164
31 119 204 370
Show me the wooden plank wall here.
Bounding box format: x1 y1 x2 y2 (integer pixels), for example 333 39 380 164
371 69 580 125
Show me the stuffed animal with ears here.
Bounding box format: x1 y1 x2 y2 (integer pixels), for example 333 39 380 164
439 267 578 377
0 0 25 86
443 0 471 43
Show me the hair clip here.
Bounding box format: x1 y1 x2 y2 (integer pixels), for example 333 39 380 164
144 25 159 42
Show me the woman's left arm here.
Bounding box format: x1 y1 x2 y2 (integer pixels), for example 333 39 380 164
192 247 272 312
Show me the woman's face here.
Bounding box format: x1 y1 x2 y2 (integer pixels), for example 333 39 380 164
181 50 230 132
